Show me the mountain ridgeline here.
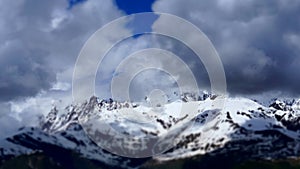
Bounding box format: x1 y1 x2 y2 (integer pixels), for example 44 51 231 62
1 93 300 169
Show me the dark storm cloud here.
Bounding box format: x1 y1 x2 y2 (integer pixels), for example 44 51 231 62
0 0 123 101
0 0 60 101
0 40 55 101
153 0 300 96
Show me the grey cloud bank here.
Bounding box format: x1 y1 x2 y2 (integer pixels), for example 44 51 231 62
2 0 300 104
153 0 300 96
0 0 123 101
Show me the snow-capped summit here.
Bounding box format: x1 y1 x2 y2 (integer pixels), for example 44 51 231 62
1 94 300 168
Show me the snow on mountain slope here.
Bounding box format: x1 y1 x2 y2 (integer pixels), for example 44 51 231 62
0 124 133 168
157 97 300 161
1 95 300 167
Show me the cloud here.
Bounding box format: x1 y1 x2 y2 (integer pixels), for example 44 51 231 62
0 0 129 136
94 33 208 102
0 0 124 101
152 0 300 96
0 89 73 139
2 0 300 138
2 0 299 102
68 0 87 9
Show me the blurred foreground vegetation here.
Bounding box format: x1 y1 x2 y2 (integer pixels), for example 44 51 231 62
1 152 300 169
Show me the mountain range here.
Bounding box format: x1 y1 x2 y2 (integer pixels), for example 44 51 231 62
1 94 300 169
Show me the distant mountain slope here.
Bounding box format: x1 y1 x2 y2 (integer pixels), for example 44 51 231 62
1 95 300 168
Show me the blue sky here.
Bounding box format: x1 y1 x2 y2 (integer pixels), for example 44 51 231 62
68 0 87 9
115 0 158 35
69 0 157 34
69 0 156 14
115 0 156 14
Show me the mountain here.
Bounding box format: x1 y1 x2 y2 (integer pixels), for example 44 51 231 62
1 95 300 168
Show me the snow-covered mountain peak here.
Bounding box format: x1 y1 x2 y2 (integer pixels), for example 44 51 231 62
2 94 300 167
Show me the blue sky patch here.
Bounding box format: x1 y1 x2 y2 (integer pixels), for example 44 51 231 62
115 0 156 14
68 0 87 9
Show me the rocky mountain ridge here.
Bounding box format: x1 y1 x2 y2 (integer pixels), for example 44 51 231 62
1 95 300 168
